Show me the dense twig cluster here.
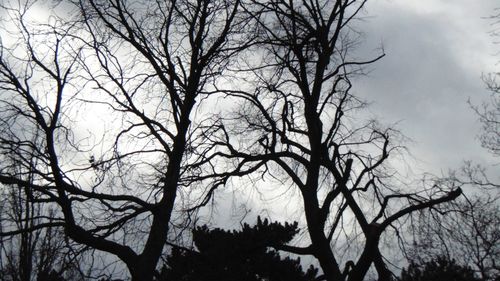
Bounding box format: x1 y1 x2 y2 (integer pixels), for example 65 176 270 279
0 1 463 281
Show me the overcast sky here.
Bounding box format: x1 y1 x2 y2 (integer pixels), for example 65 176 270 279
203 1 500 228
1 1 497 276
227 1 500 261
14 0 499 177
3 0 497 215
352 0 499 177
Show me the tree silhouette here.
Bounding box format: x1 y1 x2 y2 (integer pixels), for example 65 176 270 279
476 75 500 158
477 7 500 160
0 1 463 280
0 158 86 281
158 217 318 281
213 1 462 280
407 9 500 281
0 0 254 280
400 256 482 281
409 195 500 281
36 269 68 281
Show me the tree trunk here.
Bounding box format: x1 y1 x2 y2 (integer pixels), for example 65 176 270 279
347 235 380 281
302 190 343 281
315 241 344 281
129 264 155 281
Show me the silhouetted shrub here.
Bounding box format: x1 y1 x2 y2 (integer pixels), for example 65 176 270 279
400 256 482 281
158 217 318 281
37 269 67 281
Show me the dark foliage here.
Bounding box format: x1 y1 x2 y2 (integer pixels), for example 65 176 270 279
400 256 482 281
37 269 67 281
158 217 318 281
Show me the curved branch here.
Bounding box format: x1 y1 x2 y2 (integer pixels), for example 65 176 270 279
379 188 463 230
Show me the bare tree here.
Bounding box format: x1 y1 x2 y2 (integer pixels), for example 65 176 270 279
461 6 500 190
409 195 500 281
477 73 500 158
478 7 500 160
0 0 254 280
0 1 464 280
208 1 462 281
463 71 500 190
0 155 87 281
407 10 500 280
0 186 86 281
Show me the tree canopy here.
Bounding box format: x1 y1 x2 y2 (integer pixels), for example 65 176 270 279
159 217 318 281
400 256 483 281
0 1 468 281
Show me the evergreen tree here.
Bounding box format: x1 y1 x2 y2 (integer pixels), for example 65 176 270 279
37 269 67 281
158 217 318 281
400 256 482 281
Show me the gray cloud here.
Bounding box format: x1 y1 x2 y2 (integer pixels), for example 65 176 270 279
352 0 499 175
